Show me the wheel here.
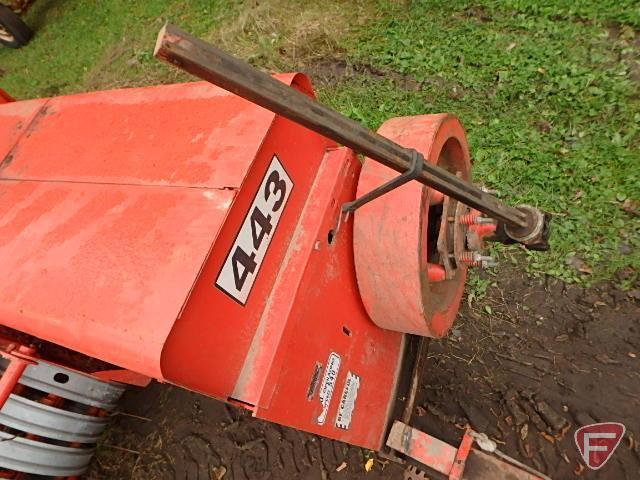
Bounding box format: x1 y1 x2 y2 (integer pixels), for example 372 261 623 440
0 4 32 48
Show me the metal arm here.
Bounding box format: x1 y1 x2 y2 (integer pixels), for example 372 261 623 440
154 23 550 249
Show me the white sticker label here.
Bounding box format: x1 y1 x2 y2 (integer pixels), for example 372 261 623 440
317 352 341 425
216 155 293 304
335 372 360 430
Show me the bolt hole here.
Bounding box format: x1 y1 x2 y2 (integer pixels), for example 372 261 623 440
342 326 351 337
327 229 335 245
53 373 69 384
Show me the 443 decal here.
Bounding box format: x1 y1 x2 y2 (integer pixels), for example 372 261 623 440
215 155 293 304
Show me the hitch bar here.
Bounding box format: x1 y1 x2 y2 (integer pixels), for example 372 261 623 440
154 24 550 249
387 421 551 480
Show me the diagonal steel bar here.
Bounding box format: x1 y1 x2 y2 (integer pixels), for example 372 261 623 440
154 23 532 231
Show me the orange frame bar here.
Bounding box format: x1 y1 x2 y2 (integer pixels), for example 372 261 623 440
0 90 15 104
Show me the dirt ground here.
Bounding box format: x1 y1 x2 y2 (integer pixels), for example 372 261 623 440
87 264 639 480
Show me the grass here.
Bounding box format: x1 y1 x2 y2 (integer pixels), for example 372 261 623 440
325 0 640 286
1 0 638 286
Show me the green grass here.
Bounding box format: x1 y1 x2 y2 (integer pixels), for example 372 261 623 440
1 0 638 286
0 0 240 96
321 0 640 286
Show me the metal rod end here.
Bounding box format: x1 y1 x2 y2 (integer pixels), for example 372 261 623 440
154 23 169 58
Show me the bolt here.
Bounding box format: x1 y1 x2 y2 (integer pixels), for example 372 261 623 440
479 255 498 268
458 252 497 268
458 251 477 264
459 214 495 225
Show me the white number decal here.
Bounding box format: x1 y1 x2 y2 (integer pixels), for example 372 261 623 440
215 155 293 304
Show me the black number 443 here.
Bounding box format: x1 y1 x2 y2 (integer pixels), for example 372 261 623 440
231 169 289 292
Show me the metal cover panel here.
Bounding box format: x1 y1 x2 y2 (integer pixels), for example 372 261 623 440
248 147 405 450
0 431 93 476
0 180 234 378
158 100 337 401
0 79 293 189
0 394 108 443
0 98 48 161
0 76 303 379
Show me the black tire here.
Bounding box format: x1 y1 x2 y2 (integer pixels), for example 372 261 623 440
0 4 32 48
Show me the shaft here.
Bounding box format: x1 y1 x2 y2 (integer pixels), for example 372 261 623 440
154 23 528 229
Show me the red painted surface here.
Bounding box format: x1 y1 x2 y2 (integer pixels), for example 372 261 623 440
449 429 475 479
0 76 448 450
0 90 14 104
0 345 34 410
91 369 151 387
2 82 276 188
0 97 46 163
0 79 297 378
387 421 458 475
249 147 405 449
354 115 471 337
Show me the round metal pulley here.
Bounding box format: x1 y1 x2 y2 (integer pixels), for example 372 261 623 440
353 114 472 337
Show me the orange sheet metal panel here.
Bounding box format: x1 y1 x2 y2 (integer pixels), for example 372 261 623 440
1 81 276 188
249 147 405 450
162 140 404 450
0 180 233 377
0 98 46 161
0 78 297 378
160 97 336 400
1 75 409 450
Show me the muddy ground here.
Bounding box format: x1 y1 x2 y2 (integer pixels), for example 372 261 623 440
88 265 639 480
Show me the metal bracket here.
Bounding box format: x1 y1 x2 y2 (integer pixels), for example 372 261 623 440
342 148 424 213
0 345 36 411
387 421 551 480
449 429 475 480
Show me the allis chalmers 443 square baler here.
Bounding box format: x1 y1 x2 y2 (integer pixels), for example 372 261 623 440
0 25 551 479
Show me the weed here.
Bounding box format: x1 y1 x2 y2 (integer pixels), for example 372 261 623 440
466 272 497 306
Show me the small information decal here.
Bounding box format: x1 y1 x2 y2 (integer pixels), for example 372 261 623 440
335 372 360 430
317 352 341 425
216 155 293 304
